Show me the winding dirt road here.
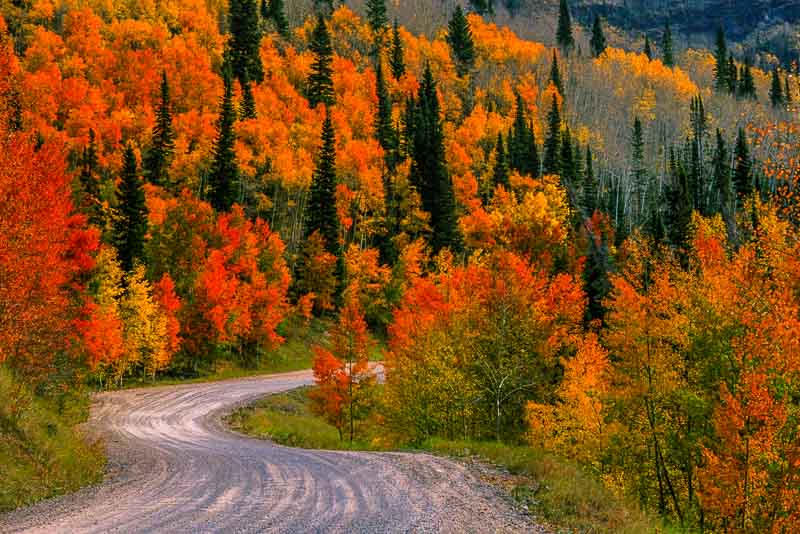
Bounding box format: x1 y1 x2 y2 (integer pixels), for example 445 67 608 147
0 370 538 533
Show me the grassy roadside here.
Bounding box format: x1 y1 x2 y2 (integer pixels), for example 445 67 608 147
227 387 670 534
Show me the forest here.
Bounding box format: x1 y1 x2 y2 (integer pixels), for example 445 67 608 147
1 0 799 531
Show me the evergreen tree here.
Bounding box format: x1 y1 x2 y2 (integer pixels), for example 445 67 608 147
307 108 339 253
509 92 539 177
114 144 148 272
785 74 792 105
446 6 476 78
662 21 674 67
583 231 611 325
583 145 597 215
492 132 510 190
239 74 257 120
713 129 733 218
556 0 574 54
268 0 289 37
366 0 388 35
727 55 738 94
550 49 563 94
643 35 652 60
543 94 561 175
632 116 646 217
590 15 607 58
560 126 575 186
389 20 405 80
374 59 397 169
733 127 752 197
669 161 693 265
208 66 239 211
79 128 103 227
228 0 264 84
144 71 176 187
739 60 756 99
714 26 729 91
307 15 335 108
770 68 784 108
408 65 460 252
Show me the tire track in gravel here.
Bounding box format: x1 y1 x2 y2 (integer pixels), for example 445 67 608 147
0 370 541 533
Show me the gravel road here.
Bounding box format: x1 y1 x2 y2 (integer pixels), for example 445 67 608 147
0 370 541 533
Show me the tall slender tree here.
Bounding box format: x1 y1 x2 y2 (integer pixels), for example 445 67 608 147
228 0 264 84
240 75 257 120
739 60 756 99
114 144 148 272
79 128 104 228
509 92 539 177
267 0 289 37
550 49 563 94
144 71 176 187
632 116 646 216
770 68 784 108
727 55 738 94
590 15 607 58
208 65 239 211
556 0 574 54
662 21 674 67
785 74 793 104
492 132 510 190
374 59 397 169
713 129 733 218
643 35 652 60
366 0 388 35
560 126 575 186
389 20 405 80
543 94 561 175
307 15 335 108
583 145 597 214
713 27 729 91
446 6 476 78
733 127 752 197
307 108 339 253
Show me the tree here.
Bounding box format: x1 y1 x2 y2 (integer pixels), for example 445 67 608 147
739 60 756 99
556 0 574 54
583 145 597 214
208 66 239 211
78 128 104 228
713 129 734 228
114 144 148 272
590 15 606 58
785 74 793 104
389 20 405 80
727 55 738 94
307 108 339 253
543 94 561 175
366 0 387 35
770 68 784 108
733 127 752 197
374 59 397 169
550 49 563 94
714 27 729 92
508 92 539 177
560 126 575 186
144 72 176 187
446 6 476 78
307 15 335 108
643 35 652 60
632 116 646 218
662 22 674 67
239 76 257 120
266 0 289 37
228 0 264 85
492 132 510 190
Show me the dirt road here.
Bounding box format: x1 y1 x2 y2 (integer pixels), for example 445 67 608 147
0 370 539 533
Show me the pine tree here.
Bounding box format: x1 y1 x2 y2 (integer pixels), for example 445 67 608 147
114 144 148 272
144 71 176 187
268 0 289 37
556 0 574 54
560 125 575 186
785 74 792 105
550 49 563 94
643 35 652 60
208 65 239 211
662 21 674 67
583 145 597 215
239 75 257 120
366 0 388 35
669 161 693 264
389 20 405 80
733 127 752 197
307 108 339 253
492 132 510 190
632 116 646 217
727 55 738 94
509 92 539 177
307 15 335 108
590 15 606 58
714 26 729 91
583 231 611 325
374 58 397 169
408 65 460 252
79 128 104 227
228 0 264 85
446 6 476 78
543 93 561 175
713 129 733 218
739 60 756 99
770 68 784 108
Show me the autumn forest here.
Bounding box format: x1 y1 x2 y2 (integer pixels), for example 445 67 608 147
1 0 800 531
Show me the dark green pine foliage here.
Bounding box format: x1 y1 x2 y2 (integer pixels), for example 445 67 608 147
590 15 606 58
669 161 693 265
114 145 148 272
79 128 104 227
469 0 495 16
144 71 176 187
492 132 510 190
689 95 709 211
307 15 335 108
733 127 752 197
374 59 398 169
573 141 583 186
366 0 388 34
556 0 574 54
549 49 563 94
389 20 405 80
583 231 611 326
559 126 575 186
408 65 460 253
582 145 597 215
446 6 476 78
240 76 257 120
713 27 729 91
770 68 784 108
543 94 561 175
307 109 339 253
785 75 792 104
208 66 240 211
713 129 734 220
228 0 264 84
727 55 738 94
643 35 652 60
739 60 756 99
632 116 646 214
662 22 674 67
267 0 289 37
508 93 539 177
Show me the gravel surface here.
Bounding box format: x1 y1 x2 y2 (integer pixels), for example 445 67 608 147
0 370 543 533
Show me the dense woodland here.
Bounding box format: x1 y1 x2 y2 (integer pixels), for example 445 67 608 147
2 0 800 530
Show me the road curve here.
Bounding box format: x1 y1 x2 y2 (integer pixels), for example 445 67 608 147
0 370 537 533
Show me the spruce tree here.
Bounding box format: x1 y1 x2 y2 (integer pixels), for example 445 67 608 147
374 59 397 169
643 35 652 60
662 21 674 67
550 49 563 94
240 76 257 120
446 6 476 78
770 68 784 108
492 132 510 190
79 128 103 227
560 125 575 185
144 71 176 187
268 0 289 37
543 93 561 175
739 60 756 99
632 116 646 216
785 75 792 104
583 231 611 325
556 0 574 54
208 65 239 211
408 65 460 252
509 92 539 177
389 20 405 80
727 55 738 94
228 0 264 84
733 127 752 196
669 161 693 265
114 144 148 272
307 108 339 253
713 129 733 217
714 26 729 91
590 15 606 58
307 15 335 108
583 145 597 215
366 0 388 35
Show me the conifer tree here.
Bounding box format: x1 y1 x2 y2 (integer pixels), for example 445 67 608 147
543 94 561 175
229 0 264 84
240 76 257 120
643 35 652 60
590 15 606 58
739 60 756 99
366 0 388 35
389 20 405 80
374 59 397 169
770 68 784 108
307 15 335 108
492 132 510 190
583 231 611 325
785 74 792 105
208 65 239 211
114 144 148 272
713 129 733 218
408 65 460 252
267 0 289 37
307 108 340 253
662 21 674 67
583 145 597 214
144 71 176 187
669 161 693 264
714 26 729 91
727 55 738 94
550 49 563 94
446 6 476 78
560 126 575 185
79 128 104 228
556 0 574 54
509 92 539 177
733 127 752 197
573 141 583 185
632 116 646 215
